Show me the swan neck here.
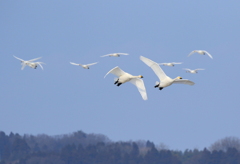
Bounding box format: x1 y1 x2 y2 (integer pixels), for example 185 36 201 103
132 75 142 78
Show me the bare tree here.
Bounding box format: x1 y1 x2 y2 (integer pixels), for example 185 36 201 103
156 142 169 151
209 136 240 152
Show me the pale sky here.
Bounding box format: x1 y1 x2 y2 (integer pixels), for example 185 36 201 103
1 0 240 150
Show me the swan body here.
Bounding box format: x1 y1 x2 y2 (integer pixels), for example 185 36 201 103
188 50 213 59
183 68 205 74
70 62 98 69
104 66 147 100
140 56 194 90
13 56 45 70
158 62 182 67
101 53 129 57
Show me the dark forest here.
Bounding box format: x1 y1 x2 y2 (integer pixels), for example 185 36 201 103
0 131 240 164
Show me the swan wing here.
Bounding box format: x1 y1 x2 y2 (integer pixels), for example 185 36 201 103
36 62 45 70
13 55 25 62
173 79 195 85
172 62 182 64
101 54 110 57
104 66 126 78
70 62 80 66
195 68 205 71
28 57 42 62
86 62 98 66
21 63 27 70
158 63 166 65
183 68 191 71
204 51 213 59
117 53 129 55
140 56 167 81
188 50 196 57
129 78 148 100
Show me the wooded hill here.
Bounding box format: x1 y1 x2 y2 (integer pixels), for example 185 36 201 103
0 131 240 164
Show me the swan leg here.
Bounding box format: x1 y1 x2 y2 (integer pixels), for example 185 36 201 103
117 83 122 86
159 87 163 90
114 79 119 84
154 84 159 88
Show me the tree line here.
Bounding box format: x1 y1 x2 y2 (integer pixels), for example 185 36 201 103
0 131 240 164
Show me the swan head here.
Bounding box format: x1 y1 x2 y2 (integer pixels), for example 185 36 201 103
139 75 143 78
177 76 182 79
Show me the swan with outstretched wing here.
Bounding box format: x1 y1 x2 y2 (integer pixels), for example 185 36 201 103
104 66 147 100
13 56 45 70
188 50 213 59
70 62 98 69
140 56 194 90
101 53 129 57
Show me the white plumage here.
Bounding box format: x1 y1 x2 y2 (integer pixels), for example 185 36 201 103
70 62 98 69
158 62 182 67
188 50 213 59
104 66 147 100
140 56 194 90
183 68 205 74
13 55 45 70
101 53 129 57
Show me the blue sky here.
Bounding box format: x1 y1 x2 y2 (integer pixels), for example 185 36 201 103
1 0 240 150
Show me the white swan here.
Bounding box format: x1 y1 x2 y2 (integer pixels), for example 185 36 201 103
140 56 194 90
13 55 45 70
158 62 182 67
183 68 205 74
70 62 98 69
101 53 129 57
188 50 213 59
104 66 147 100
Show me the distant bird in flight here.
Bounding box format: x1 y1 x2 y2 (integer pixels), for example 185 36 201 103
13 55 45 70
101 53 129 57
140 56 194 90
183 68 205 74
158 62 182 67
104 66 147 100
70 62 98 69
188 50 213 59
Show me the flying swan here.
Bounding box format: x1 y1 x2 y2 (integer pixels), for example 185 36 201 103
183 68 205 74
101 53 129 57
140 56 195 90
70 62 98 69
13 55 45 70
104 66 147 100
158 62 182 67
188 50 213 59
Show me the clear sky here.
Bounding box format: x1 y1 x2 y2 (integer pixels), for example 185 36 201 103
1 0 240 151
